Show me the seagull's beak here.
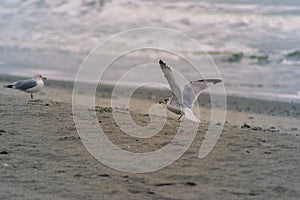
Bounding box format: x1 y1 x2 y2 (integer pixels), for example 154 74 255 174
42 77 47 80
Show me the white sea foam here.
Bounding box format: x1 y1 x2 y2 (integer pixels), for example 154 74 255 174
0 0 299 102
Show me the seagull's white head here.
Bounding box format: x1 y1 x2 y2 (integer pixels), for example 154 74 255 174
34 74 47 80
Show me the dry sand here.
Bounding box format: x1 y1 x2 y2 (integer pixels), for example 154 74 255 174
0 75 299 199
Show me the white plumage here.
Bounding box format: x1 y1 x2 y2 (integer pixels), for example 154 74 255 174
159 60 221 122
4 74 47 99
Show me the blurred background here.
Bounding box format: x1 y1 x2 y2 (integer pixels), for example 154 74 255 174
0 0 299 102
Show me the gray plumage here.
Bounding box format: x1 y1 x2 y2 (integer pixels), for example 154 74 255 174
3 74 46 99
159 60 222 122
159 60 221 108
9 79 37 91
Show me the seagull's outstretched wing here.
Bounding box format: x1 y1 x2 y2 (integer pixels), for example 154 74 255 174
183 79 222 108
13 79 37 91
169 94 180 107
159 60 183 104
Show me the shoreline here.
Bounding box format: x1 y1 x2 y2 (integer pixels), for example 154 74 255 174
1 73 300 103
1 73 300 116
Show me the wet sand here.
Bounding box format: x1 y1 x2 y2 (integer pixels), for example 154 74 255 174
0 75 299 199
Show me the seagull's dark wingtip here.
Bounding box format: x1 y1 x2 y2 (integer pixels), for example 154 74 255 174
3 85 13 88
159 60 166 65
205 79 222 84
191 79 222 84
213 79 222 84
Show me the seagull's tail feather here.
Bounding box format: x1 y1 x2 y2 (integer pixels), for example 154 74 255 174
183 108 200 123
3 85 13 88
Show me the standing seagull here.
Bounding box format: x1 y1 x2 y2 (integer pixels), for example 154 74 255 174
159 60 221 122
3 74 47 99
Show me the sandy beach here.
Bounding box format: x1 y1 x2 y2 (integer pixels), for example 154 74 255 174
0 75 299 200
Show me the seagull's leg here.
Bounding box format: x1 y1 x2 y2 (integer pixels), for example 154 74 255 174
31 94 33 99
178 114 183 120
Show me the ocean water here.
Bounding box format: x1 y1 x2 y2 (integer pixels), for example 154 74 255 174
0 0 299 102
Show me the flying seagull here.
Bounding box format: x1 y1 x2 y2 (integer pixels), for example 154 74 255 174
4 74 47 99
158 60 221 122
